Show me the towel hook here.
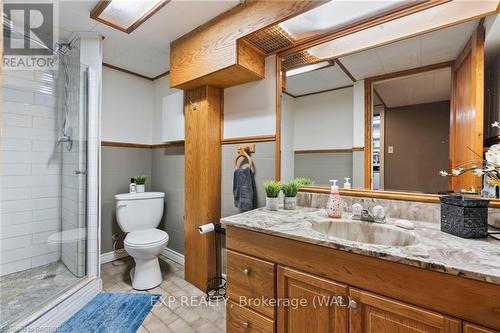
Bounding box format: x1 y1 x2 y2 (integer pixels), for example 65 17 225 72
233 144 255 170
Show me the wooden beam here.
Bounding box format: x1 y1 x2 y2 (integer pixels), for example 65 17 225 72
169 1 324 89
275 55 281 182
221 135 276 145
184 85 221 290
334 59 356 82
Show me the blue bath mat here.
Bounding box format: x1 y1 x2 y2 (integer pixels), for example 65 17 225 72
58 293 160 333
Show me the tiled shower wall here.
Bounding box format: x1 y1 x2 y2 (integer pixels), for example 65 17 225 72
0 70 63 276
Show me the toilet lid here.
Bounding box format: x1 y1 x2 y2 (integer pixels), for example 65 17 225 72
124 229 169 247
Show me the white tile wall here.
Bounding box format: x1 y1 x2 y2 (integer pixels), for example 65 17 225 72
1 70 63 276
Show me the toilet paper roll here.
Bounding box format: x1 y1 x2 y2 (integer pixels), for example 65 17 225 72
197 223 215 234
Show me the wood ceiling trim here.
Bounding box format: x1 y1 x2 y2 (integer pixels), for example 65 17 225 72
103 63 169 81
90 0 171 34
334 59 356 82
278 0 451 57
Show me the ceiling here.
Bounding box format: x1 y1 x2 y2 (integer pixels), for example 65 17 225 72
338 19 478 80
374 67 451 108
57 0 239 78
285 18 479 97
286 64 353 96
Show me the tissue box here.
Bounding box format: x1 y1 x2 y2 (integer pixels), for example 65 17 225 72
440 195 489 238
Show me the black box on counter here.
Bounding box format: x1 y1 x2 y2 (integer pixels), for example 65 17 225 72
440 195 489 238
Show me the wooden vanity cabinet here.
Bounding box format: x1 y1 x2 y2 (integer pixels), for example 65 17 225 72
349 288 461 333
277 267 348 333
463 323 499 333
226 226 500 333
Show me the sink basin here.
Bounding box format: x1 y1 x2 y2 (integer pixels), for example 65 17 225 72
311 219 418 247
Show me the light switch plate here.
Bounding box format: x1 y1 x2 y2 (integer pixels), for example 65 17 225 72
388 146 394 154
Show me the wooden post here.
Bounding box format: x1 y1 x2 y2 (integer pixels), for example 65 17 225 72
184 85 221 290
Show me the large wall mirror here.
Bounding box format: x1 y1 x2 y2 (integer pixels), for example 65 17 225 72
278 10 500 198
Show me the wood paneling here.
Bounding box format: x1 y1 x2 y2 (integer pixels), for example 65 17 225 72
349 288 461 333
169 1 324 89
238 39 266 79
227 300 275 333
450 24 484 192
221 135 276 145
277 266 348 333
226 226 500 330
275 55 282 181
184 85 221 290
227 250 276 319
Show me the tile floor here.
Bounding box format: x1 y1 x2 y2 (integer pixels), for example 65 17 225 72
0 261 81 331
101 256 226 333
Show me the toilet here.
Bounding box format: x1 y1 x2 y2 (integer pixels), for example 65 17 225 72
114 192 168 290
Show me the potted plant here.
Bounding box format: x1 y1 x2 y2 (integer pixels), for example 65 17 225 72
263 180 281 211
134 175 146 193
294 177 313 187
282 181 299 210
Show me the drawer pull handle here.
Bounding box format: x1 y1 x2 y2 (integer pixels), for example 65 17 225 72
242 268 250 276
348 299 358 309
242 322 250 329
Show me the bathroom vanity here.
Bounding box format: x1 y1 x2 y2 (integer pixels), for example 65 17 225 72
222 208 500 333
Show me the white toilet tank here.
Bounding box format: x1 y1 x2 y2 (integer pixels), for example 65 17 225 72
115 192 165 232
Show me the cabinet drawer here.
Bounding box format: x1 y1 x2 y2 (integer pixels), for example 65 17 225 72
227 300 275 333
227 250 276 318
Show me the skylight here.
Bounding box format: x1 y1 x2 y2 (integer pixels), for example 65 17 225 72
90 0 169 34
286 61 331 77
279 0 409 40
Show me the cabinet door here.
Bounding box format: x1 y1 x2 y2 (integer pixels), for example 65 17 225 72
349 288 461 333
277 266 348 333
463 322 499 333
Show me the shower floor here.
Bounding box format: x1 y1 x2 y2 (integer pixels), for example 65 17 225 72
0 261 81 331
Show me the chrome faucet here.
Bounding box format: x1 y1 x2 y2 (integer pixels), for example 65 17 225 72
352 204 386 223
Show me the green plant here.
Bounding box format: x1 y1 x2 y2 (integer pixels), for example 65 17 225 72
263 180 281 198
294 177 313 187
281 181 299 197
134 175 146 185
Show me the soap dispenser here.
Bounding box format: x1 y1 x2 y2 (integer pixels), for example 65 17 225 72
344 177 351 189
327 180 343 218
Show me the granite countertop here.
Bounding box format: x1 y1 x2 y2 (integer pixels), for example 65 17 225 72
221 207 500 285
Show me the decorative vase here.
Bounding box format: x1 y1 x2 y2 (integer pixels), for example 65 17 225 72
136 184 145 193
284 196 296 210
266 197 279 211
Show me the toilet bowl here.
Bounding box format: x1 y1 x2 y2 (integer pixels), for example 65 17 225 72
124 229 168 290
115 192 168 290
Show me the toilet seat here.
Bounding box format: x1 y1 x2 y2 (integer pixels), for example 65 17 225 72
124 229 169 248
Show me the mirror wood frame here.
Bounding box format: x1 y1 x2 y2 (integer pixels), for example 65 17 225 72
275 4 500 207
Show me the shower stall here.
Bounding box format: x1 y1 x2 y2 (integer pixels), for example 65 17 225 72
1 30 100 331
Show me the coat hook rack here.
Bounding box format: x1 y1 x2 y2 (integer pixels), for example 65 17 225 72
233 144 255 170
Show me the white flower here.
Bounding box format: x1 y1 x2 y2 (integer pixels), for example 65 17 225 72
439 170 450 177
472 168 484 176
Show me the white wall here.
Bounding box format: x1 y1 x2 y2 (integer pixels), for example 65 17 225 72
294 87 354 150
101 67 154 144
352 80 365 147
280 93 295 181
223 55 277 138
152 75 182 144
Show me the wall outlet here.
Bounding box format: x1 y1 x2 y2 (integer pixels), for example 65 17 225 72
388 146 394 154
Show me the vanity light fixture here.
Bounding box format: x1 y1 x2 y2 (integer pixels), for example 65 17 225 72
90 0 170 34
286 61 331 77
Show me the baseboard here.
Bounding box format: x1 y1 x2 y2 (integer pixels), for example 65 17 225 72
161 247 185 266
100 249 128 264
16 277 100 332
